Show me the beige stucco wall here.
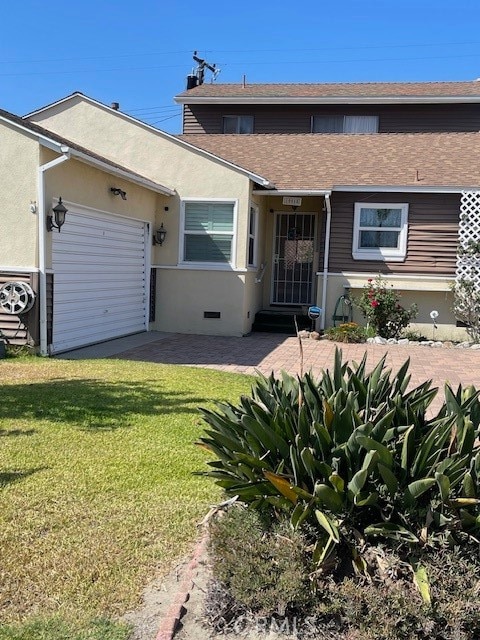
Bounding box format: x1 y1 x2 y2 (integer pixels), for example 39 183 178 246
317 274 468 341
40 147 160 268
32 97 262 336
31 97 253 270
0 121 40 268
154 268 248 336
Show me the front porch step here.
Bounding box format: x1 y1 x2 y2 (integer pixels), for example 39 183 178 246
252 310 312 334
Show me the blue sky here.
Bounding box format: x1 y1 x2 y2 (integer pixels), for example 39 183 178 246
2 0 480 133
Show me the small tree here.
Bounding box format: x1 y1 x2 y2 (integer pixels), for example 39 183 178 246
355 276 418 339
453 239 480 343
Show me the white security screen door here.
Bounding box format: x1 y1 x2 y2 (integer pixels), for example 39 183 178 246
272 213 315 305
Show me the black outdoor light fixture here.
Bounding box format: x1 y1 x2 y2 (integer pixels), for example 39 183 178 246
153 223 167 246
110 187 127 200
46 197 68 232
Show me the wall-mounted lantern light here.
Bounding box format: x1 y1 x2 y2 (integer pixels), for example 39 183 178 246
46 197 68 232
153 223 167 246
110 187 127 200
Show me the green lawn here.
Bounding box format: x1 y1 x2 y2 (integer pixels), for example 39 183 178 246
0 357 252 639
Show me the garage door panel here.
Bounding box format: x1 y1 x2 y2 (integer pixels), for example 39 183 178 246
54 237 145 255
53 283 145 297
54 295 146 313
51 208 148 353
53 312 146 336
53 258 145 272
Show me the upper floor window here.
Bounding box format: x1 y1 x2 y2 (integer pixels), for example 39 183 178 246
223 115 254 134
181 200 236 265
352 203 408 261
312 115 379 134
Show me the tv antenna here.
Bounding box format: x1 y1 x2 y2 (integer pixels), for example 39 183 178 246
192 51 220 85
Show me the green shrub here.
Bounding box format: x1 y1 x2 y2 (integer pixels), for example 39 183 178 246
355 276 418 339
198 349 480 583
324 322 366 343
312 543 480 640
206 511 480 639
208 507 313 617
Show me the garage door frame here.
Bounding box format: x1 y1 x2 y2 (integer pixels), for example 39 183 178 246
50 200 152 354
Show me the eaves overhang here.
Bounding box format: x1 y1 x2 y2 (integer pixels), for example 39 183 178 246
253 185 478 196
252 189 331 196
0 112 68 153
175 95 480 106
333 184 478 194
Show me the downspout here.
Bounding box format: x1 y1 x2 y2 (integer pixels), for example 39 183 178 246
320 193 332 331
38 148 70 356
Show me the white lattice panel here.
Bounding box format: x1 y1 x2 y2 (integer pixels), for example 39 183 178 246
457 192 480 288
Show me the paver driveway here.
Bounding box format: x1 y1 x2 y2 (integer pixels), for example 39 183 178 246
118 333 480 414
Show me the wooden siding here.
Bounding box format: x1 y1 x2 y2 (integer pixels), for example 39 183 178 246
325 192 460 276
0 272 39 346
183 104 480 134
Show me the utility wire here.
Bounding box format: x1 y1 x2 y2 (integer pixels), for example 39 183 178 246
1 40 480 66
2 51 480 78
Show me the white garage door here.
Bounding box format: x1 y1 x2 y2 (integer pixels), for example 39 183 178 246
51 205 148 354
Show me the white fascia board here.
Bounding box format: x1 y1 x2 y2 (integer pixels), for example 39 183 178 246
0 113 67 153
25 93 273 188
68 148 175 196
175 95 480 105
333 185 473 194
252 189 331 196
24 92 86 118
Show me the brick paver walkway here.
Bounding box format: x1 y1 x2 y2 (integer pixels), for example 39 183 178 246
118 333 480 414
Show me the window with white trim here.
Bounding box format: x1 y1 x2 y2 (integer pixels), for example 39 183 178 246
223 115 254 134
312 115 379 133
247 205 258 267
182 200 236 264
352 203 408 261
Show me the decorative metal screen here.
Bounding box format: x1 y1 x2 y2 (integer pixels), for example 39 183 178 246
457 192 480 289
272 213 315 305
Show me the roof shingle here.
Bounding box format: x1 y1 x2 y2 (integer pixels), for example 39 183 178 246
178 132 480 190
176 81 480 100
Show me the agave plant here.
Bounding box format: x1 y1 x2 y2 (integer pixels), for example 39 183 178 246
198 348 480 584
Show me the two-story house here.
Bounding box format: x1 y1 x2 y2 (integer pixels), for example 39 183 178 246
174 80 480 338
2 79 480 352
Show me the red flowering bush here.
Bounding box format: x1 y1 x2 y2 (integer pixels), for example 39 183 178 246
355 276 418 339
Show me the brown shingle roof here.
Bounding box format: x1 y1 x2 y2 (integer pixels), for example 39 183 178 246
178 132 480 190
176 81 480 101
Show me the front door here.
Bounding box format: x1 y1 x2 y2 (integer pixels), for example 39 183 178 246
271 212 316 305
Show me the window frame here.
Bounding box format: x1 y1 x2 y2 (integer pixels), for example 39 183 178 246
247 204 259 268
180 198 238 268
222 115 254 134
311 115 379 134
352 202 409 262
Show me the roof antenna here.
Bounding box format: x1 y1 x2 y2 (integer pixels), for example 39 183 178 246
192 51 220 85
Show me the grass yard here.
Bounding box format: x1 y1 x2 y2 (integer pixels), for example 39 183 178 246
0 356 252 639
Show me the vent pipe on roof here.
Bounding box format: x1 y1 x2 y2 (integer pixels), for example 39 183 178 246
186 74 198 90
111 102 120 110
